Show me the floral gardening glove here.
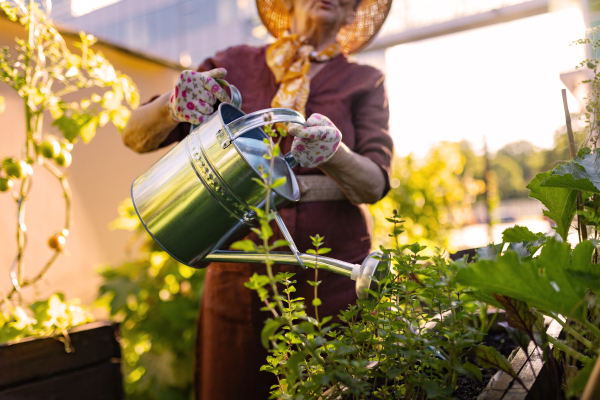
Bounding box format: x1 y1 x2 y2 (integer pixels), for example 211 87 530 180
288 113 342 168
169 68 231 125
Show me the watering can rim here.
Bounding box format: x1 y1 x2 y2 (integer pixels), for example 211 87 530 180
214 102 303 203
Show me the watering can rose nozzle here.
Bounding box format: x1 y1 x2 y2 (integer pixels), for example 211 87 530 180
203 250 390 299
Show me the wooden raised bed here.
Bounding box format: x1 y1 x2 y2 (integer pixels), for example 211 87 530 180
0 321 123 399
450 249 565 399
477 313 563 399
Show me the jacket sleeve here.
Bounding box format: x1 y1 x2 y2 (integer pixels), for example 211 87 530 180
351 70 394 198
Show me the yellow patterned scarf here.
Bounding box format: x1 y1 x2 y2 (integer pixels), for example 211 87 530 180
266 33 341 117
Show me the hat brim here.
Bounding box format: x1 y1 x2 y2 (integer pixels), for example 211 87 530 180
256 0 393 54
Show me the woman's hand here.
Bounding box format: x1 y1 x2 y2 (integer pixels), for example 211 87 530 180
169 68 231 125
289 113 387 205
288 113 342 168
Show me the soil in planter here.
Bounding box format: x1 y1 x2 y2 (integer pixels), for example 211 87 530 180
453 330 519 400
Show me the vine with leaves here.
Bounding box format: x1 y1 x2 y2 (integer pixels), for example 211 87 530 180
0 0 138 342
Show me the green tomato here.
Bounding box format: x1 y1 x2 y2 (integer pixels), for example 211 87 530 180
55 149 72 167
2 158 27 179
0 177 13 192
39 138 61 158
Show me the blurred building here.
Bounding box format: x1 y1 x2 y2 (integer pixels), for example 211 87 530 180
50 0 265 67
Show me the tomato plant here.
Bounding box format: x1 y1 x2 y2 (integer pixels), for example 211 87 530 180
0 0 138 342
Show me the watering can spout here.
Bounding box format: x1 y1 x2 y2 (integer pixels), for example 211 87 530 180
203 250 388 299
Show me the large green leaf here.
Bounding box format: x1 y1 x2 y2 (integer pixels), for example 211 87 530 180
540 150 600 194
502 225 540 243
527 171 577 241
455 239 588 321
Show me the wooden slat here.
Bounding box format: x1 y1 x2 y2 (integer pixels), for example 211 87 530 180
0 322 121 389
0 360 123 399
478 318 562 400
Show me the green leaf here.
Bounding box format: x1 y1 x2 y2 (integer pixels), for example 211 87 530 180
230 239 256 252
272 144 280 157
0 2 17 21
271 239 289 249
456 239 587 321
540 150 600 194
317 247 331 255
454 362 483 381
244 273 270 290
423 380 454 398
79 116 98 143
251 177 267 188
571 239 596 273
463 362 483 381
475 345 519 379
312 298 322 307
499 321 531 351
494 294 544 344
299 321 316 334
261 319 284 348
502 225 539 243
477 244 503 261
270 177 286 188
462 290 505 309
527 171 577 241
387 368 402 379
285 350 308 384
506 242 530 260
52 114 88 142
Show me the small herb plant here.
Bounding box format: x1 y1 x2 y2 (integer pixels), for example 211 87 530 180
227 117 503 399
0 1 138 343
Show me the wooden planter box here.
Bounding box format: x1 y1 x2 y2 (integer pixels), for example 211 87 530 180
0 321 123 399
478 316 563 400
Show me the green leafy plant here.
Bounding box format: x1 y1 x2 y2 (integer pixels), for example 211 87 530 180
0 293 93 350
450 27 600 398
0 0 138 342
233 120 497 398
244 207 511 399
97 199 205 400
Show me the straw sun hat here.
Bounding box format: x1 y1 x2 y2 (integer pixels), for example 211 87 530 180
256 0 393 54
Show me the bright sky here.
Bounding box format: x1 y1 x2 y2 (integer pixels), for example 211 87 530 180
385 8 587 156
71 0 122 17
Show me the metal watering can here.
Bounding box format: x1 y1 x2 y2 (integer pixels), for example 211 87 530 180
131 82 385 299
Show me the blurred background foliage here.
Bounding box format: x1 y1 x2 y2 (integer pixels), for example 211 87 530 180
370 130 585 250
370 141 485 251
96 199 205 400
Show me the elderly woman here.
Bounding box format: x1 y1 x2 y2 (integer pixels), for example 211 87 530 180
123 0 393 398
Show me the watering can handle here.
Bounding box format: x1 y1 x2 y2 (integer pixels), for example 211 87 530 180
215 79 243 110
224 108 307 144
272 208 306 269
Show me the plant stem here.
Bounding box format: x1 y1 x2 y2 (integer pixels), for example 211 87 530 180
581 318 600 339
550 313 594 349
562 88 588 241
547 336 593 364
